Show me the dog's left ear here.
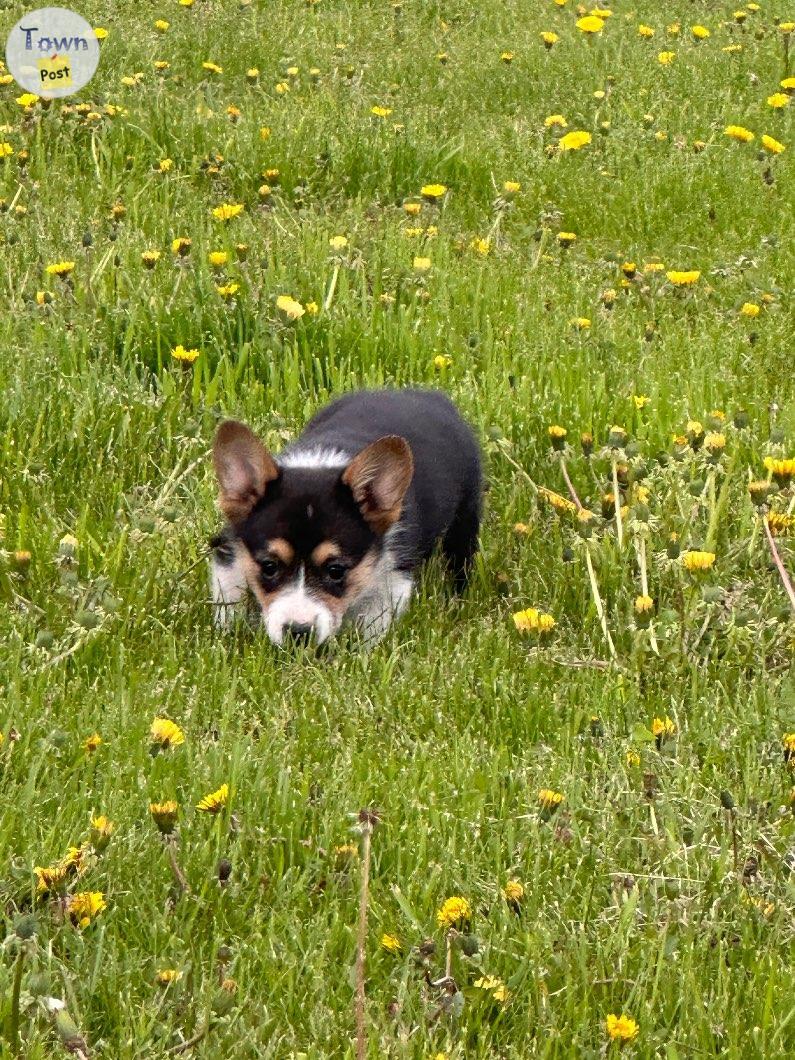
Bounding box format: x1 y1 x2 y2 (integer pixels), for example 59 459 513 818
213 420 279 522
342 435 414 533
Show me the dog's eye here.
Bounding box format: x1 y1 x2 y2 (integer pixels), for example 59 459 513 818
324 562 347 583
259 558 281 580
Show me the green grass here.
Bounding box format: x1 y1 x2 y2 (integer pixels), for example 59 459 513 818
1 1 795 1056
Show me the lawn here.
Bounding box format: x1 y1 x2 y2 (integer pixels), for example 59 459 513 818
1 1 794 1056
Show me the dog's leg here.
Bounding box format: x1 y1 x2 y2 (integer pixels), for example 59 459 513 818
442 492 482 592
355 568 414 645
210 535 248 627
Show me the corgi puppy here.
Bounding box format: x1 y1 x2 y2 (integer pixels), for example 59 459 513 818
210 388 482 646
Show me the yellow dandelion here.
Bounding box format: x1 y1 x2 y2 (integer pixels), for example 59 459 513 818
150 800 179 834
371 105 392 117
156 969 183 985
172 345 200 363
570 316 591 329
203 62 223 75
682 550 716 573
576 15 604 33
83 733 102 753
541 32 560 47
651 716 676 739
544 114 568 128
208 251 229 268
212 202 244 221
739 302 760 318
413 256 432 273
559 130 591 151
196 783 229 814
150 718 185 748
66 891 106 928
45 261 76 278
216 283 240 299
538 788 564 809
691 25 710 39
420 183 447 201
666 270 700 286
513 608 556 633
503 879 525 903
724 125 754 143
380 933 402 954
761 135 785 154
767 93 789 109
638 25 655 38
606 1014 639 1043
764 457 795 484
436 896 471 930
658 51 676 64
16 93 40 108
276 295 305 320
171 237 192 256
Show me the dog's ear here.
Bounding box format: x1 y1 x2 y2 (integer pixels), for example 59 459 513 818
213 421 279 522
342 435 414 533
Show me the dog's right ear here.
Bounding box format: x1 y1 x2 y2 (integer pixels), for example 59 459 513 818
213 421 279 522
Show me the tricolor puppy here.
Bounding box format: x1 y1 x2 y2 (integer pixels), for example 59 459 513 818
210 388 482 646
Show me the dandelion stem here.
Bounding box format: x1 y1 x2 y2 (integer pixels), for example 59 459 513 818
355 817 373 1060
494 441 540 493
9 947 25 1055
585 546 617 661
762 515 795 613
323 263 340 311
445 930 453 979
611 458 624 548
165 838 190 895
636 537 659 655
559 456 583 509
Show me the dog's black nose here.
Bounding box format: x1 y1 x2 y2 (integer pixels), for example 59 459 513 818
284 622 313 644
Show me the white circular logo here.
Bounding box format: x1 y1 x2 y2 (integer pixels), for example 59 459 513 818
5 7 99 98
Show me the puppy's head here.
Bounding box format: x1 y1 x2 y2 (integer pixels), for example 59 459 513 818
212 421 413 646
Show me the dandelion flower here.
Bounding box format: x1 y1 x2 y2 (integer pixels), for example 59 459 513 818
652 716 676 739
420 183 447 201
666 270 700 286
691 25 710 39
413 256 432 273
557 231 577 247
172 237 192 257
156 969 183 985
150 800 179 834
739 302 760 318
436 896 471 930
172 345 200 363
576 15 604 33
503 180 521 195
761 135 785 154
67 891 106 928
724 125 754 143
764 457 795 485
538 788 564 810
638 25 655 38
83 733 102 753
329 235 349 251
658 51 675 64
34 863 69 894
203 61 223 75
212 202 244 221
541 32 560 47
154 19 170 32
513 608 556 633
434 354 452 369
94 28 108 39
216 283 240 299
545 114 568 128
150 718 185 748
682 550 716 573
196 783 229 814
767 93 789 109
45 261 76 278
16 93 40 108
559 130 591 151
380 933 402 954
208 251 228 268
570 316 591 330
141 250 161 269
606 1014 639 1043
503 879 525 904
276 295 305 320
548 424 568 449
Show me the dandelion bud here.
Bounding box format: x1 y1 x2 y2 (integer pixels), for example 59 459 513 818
748 480 770 507
634 595 654 627
666 533 681 559
601 288 617 308
686 420 704 449
608 425 628 449
53 1008 88 1055
548 424 567 451
601 492 617 519
733 408 750 429
720 790 735 811
580 431 594 457
577 508 595 538
150 800 179 835
704 432 726 462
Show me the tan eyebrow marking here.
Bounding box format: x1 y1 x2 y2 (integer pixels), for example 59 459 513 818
265 538 294 565
311 541 341 566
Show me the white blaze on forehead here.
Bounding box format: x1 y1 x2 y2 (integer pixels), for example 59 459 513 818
264 565 338 646
278 446 350 470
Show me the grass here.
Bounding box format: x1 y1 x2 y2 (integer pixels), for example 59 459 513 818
1 1 794 1056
